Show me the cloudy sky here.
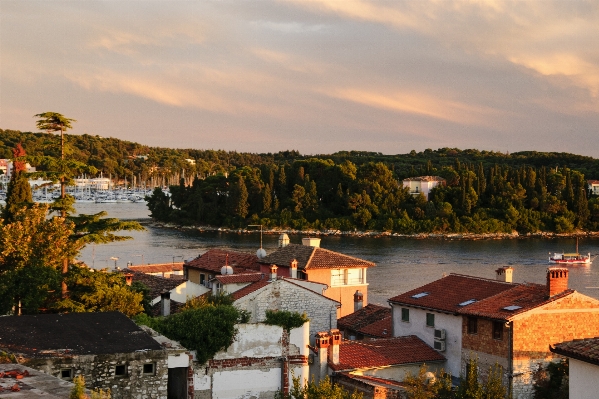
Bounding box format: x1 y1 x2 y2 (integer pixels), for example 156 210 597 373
1 1 598 156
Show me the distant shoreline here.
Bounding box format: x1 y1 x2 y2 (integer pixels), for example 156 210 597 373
149 222 599 241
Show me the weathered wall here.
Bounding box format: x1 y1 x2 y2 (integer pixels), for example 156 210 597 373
23 350 168 399
391 304 461 378
334 373 403 399
234 280 337 342
194 323 310 399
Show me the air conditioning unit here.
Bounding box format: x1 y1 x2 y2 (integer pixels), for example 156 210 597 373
433 340 446 352
434 328 446 340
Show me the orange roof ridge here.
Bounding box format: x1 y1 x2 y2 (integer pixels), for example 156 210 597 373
311 246 375 267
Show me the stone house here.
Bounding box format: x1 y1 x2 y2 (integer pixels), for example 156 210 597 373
311 329 445 399
232 266 340 341
550 337 599 399
402 176 446 199
193 322 310 399
388 266 599 399
0 312 179 399
259 237 375 317
183 249 262 289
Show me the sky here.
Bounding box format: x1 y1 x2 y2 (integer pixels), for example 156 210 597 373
1 1 598 156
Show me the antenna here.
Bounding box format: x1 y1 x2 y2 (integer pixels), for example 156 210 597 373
249 224 266 259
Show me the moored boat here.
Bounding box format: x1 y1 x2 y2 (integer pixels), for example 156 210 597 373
549 238 594 265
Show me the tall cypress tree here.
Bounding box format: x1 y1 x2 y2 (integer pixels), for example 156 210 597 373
2 144 32 223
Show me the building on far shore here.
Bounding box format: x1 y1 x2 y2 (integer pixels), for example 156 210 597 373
402 176 445 199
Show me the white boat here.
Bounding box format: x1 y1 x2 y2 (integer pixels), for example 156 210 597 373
549 238 594 265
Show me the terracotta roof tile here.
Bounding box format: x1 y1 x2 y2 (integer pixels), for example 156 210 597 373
128 263 183 273
458 283 574 320
123 269 184 299
329 335 445 371
214 273 264 284
338 304 392 338
260 244 374 270
388 274 516 314
231 280 271 300
551 337 599 366
185 249 261 274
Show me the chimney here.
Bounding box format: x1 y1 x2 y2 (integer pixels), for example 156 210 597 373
495 266 513 283
330 329 341 366
278 233 290 248
290 260 298 279
160 290 171 317
270 265 278 281
302 237 321 248
314 332 330 381
124 273 133 286
547 267 569 297
354 290 363 312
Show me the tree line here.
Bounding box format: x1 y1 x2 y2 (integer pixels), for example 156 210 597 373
149 156 599 234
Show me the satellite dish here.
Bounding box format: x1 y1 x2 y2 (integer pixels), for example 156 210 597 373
256 248 267 259
221 265 234 275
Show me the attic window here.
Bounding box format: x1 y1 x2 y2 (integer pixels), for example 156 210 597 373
60 368 73 380
502 305 522 311
458 299 476 306
412 292 429 299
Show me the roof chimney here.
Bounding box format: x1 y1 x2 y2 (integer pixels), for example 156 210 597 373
278 233 290 248
314 332 330 381
160 290 171 317
496 266 513 283
290 259 298 279
547 267 569 297
354 290 363 312
329 329 341 365
124 273 133 286
269 265 278 281
302 237 321 247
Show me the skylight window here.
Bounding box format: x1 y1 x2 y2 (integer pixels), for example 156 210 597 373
502 305 522 311
412 292 429 299
458 299 476 306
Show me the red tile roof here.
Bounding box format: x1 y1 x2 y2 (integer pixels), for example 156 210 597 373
457 283 574 321
329 336 445 371
214 273 264 284
260 244 374 270
185 249 261 274
551 337 599 366
123 269 185 299
231 280 271 300
336 372 406 389
403 176 445 182
338 304 392 338
388 274 516 314
128 263 183 273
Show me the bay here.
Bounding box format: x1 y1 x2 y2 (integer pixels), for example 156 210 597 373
75 203 599 306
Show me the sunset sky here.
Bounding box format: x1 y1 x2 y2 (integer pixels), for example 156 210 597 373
1 1 598 156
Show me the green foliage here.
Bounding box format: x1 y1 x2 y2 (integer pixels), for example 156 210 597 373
70 375 111 399
532 359 569 399
404 364 453 399
135 295 245 364
2 144 33 223
53 264 144 316
275 376 363 399
265 310 309 332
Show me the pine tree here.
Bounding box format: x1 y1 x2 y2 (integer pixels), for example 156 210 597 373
2 144 32 223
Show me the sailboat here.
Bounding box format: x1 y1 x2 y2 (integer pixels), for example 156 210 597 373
549 237 593 265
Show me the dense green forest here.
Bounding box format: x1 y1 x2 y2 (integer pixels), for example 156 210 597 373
2 128 599 234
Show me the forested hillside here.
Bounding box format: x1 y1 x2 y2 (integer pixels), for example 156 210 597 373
2 128 599 234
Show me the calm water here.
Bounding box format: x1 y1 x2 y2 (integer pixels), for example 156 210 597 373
75 203 599 306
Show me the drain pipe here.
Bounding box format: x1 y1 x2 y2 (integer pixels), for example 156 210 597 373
507 321 513 398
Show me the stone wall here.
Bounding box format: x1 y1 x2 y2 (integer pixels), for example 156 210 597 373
23 350 168 399
333 373 403 399
234 280 338 341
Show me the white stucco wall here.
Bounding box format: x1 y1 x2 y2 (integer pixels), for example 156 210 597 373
569 359 599 399
392 304 461 377
150 280 210 305
214 324 283 360
212 368 281 399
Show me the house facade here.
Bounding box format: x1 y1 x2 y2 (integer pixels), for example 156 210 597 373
550 337 599 399
588 180 599 196
402 176 446 199
259 238 375 317
388 266 599 399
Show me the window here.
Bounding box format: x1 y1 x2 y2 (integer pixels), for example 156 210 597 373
426 313 435 327
115 365 127 377
401 308 410 322
60 368 73 380
467 317 478 334
331 269 345 286
347 268 364 285
200 273 205 285
493 321 503 340
143 363 155 375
